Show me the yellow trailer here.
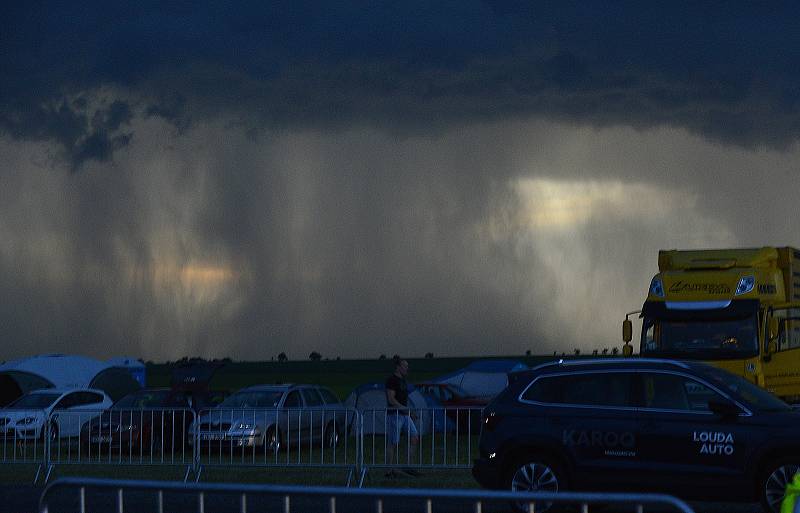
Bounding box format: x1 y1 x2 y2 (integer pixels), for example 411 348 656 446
623 247 800 401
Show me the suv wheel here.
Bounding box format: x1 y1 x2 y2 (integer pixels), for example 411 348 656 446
761 459 800 513
506 455 565 512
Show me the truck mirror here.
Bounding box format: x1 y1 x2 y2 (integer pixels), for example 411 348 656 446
768 341 777 354
769 317 779 340
622 343 633 357
623 319 632 343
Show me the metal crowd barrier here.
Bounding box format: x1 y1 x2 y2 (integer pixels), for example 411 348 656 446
3 405 484 485
358 407 482 484
39 477 698 513
192 407 359 482
0 407 49 481
45 408 197 480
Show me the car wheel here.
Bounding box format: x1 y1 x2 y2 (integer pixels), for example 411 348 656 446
761 458 800 513
506 454 565 513
48 423 59 443
324 422 339 448
265 426 282 453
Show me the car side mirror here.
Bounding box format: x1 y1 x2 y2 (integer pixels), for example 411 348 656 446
708 398 741 418
623 319 632 343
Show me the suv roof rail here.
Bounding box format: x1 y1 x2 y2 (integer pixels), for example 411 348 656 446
531 358 689 370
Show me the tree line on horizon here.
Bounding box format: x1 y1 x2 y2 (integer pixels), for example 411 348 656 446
150 347 623 366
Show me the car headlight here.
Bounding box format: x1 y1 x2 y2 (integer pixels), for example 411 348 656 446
236 422 254 430
16 417 39 425
122 424 138 431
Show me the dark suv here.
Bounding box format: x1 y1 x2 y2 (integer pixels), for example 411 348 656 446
472 358 800 513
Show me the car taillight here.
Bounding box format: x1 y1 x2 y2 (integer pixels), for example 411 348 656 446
483 412 501 432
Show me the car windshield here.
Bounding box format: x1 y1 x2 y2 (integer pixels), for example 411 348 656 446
703 367 791 412
219 391 283 408
642 315 758 358
10 393 61 408
113 390 172 409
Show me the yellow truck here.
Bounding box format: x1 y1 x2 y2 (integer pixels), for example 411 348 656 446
623 247 800 401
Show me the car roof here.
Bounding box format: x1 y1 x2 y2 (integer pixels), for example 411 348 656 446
125 387 171 394
29 387 106 395
521 358 715 378
237 384 294 392
235 383 333 393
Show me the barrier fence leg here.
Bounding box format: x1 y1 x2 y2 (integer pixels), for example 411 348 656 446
42 416 50 483
357 412 364 483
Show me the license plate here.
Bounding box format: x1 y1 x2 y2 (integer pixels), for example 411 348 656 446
200 433 225 441
90 435 112 443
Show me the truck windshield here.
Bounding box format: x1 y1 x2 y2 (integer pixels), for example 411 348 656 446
642 314 758 360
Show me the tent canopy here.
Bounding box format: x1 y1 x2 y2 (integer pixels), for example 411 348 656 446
432 359 528 399
0 354 141 405
344 382 433 435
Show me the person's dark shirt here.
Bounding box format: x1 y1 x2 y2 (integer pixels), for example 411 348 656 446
385 374 408 414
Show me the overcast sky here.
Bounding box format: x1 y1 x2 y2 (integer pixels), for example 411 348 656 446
1 3 799 362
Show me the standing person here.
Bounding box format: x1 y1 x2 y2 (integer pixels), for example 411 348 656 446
385 356 419 477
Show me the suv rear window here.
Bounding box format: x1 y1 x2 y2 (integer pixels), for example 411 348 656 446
522 372 633 408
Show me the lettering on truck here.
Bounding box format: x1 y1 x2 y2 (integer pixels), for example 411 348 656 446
668 282 731 294
758 284 777 294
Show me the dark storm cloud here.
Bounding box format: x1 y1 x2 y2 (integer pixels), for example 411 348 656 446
2 2 800 362
4 1 800 163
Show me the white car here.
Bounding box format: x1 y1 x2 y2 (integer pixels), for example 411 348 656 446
0 388 113 441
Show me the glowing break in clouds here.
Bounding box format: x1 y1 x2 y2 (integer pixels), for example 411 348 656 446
481 177 737 354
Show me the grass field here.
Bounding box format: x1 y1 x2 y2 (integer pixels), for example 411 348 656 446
0 462 478 490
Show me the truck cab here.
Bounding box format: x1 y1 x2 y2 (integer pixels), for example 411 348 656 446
623 247 800 402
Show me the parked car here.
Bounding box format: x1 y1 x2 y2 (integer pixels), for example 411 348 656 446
0 388 112 441
473 358 800 513
189 384 346 451
416 382 488 432
79 388 198 454
416 383 489 407
415 383 489 435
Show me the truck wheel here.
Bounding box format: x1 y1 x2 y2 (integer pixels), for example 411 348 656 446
505 453 566 513
761 458 800 513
